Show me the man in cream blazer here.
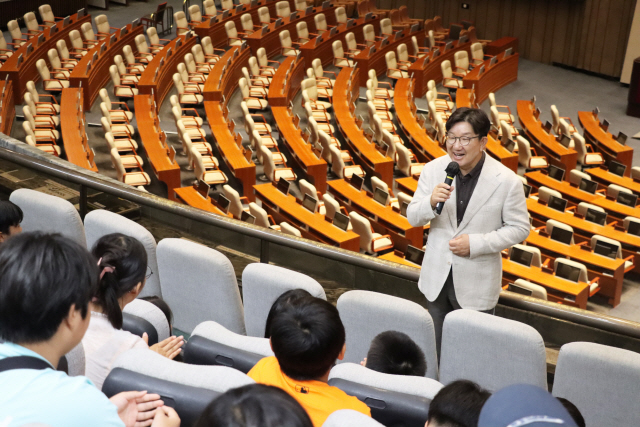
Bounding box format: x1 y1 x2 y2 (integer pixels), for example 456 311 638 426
407 108 530 353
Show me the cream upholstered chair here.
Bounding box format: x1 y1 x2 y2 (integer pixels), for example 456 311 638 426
491 106 518 136
203 0 217 16
260 146 296 183
349 211 393 254
39 5 60 27
202 36 226 61
509 244 542 268
111 148 150 188
95 15 117 37
335 7 348 24
68 30 89 57
172 105 203 132
174 11 191 35
172 73 203 105
515 136 548 170
0 37 14 62
554 258 597 294
453 50 472 76
537 186 563 204
396 143 425 177
314 13 331 34
258 7 272 25
513 279 548 300
105 130 138 154
80 22 100 47
441 60 464 89
607 183 633 200
135 35 154 63
256 48 279 76
568 169 590 186
366 85 392 110
280 222 301 237
308 58 336 89
24 92 59 127
550 105 578 136
24 133 60 156
426 89 453 113
105 133 144 169
55 40 79 66
147 27 170 53
7 20 29 48
295 0 308 11
193 43 219 66
191 148 228 185
109 65 138 98
396 43 417 67
276 1 291 18
345 32 364 57
546 219 575 245
114 55 139 85
100 88 133 122
249 203 281 230
632 167 640 181
470 42 487 66
576 202 605 217
302 75 331 103
488 93 515 122
221 0 234 10
188 5 203 24
296 21 316 44
329 145 364 179
239 77 268 110
23 106 59 140
37 59 69 93
590 235 633 269
248 56 272 85
370 176 398 209
223 185 250 219
100 103 135 136
279 30 300 56
184 52 211 76
411 36 429 58
386 51 408 79
123 45 146 73
572 133 604 167
225 21 245 47
46 49 72 81
380 18 393 37
177 117 207 142
26 81 60 115
332 40 355 68
241 13 257 35
241 101 272 133
24 12 46 35
363 24 380 46
252 130 286 165
368 69 394 98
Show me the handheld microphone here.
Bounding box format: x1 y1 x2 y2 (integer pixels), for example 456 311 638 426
435 162 460 215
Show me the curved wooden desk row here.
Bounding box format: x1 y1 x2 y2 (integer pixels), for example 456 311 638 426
70 23 144 110
137 34 198 107
394 78 446 163
0 80 15 135
587 167 640 197
406 39 469 97
204 100 256 201
203 45 251 102
0 12 91 105
174 186 234 217
462 52 519 105
517 100 577 176
193 0 296 49
328 179 422 251
60 88 98 172
334 66 393 187
134 94 181 201
267 55 305 107
254 182 360 251
245 4 338 58
578 111 633 175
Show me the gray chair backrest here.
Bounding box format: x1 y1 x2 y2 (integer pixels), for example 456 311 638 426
123 299 171 344
9 188 86 247
242 263 326 337
323 409 386 427
552 341 640 427
184 321 273 373
157 238 245 335
103 349 254 426
328 363 442 427
84 210 161 298
65 343 86 376
336 290 439 380
440 310 547 392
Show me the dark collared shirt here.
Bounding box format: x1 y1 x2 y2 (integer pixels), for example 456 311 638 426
455 152 486 227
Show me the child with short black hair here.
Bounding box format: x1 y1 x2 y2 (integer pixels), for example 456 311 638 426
362 330 427 377
0 200 23 242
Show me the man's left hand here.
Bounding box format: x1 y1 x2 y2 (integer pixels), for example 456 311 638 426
110 391 164 427
449 234 470 257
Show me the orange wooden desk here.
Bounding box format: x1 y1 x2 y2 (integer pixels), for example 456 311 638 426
245 5 337 58
408 39 470 98
193 0 294 49
587 167 640 196
379 251 422 267
502 257 590 309
328 179 423 251
204 100 256 201
254 182 360 251
486 134 518 173
273 106 327 193
61 88 98 172
0 80 15 135
0 12 91 105
69 23 143 110
578 111 633 176
462 53 519 104
134 95 181 201
203 45 250 102
526 170 640 221
355 28 425 89
396 176 418 196
525 229 626 307
334 67 394 187
484 37 518 56
517 100 577 177
394 78 446 163
267 56 305 107
455 88 474 108
137 34 197 106
174 186 234 217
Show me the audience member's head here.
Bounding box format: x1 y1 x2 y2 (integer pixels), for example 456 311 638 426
365 330 427 377
91 233 148 329
0 200 23 242
478 384 577 427
264 289 313 338
426 380 491 427
556 397 585 427
195 384 313 427
270 297 345 381
0 232 98 353
141 295 174 333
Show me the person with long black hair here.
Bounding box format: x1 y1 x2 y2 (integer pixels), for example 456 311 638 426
82 233 184 390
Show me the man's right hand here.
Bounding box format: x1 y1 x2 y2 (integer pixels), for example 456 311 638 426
151 406 180 427
430 183 454 210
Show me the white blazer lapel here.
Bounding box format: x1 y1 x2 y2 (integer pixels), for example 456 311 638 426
454 156 502 234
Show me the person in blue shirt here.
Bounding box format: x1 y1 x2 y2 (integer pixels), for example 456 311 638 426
0 232 180 427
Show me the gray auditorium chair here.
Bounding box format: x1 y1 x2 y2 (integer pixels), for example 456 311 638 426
9 188 86 247
328 363 443 427
323 409 385 427
552 342 640 427
123 299 171 345
64 343 86 376
157 238 245 335
439 309 547 392
242 263 326 337
103 349 254 426
336 290 438 380
184 321 273 373
84 209 161 298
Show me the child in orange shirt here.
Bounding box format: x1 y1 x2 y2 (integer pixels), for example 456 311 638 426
248 296 371 427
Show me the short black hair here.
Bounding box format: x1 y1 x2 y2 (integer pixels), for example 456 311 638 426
0 201 23 235
556 397 585 427
264 289 313 338
0 232 99 343
445 107 491 139
195 384 312 427
427 380 491 427
366 331 427 377
270 297 345 381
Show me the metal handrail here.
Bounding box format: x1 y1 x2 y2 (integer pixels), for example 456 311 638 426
1 135 640 340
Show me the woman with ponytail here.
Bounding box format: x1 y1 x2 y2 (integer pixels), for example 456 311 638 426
82 233 184 390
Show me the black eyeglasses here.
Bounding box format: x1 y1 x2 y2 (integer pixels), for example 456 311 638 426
145 266 153 280
446 134 480 146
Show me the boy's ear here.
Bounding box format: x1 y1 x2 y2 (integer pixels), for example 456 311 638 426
337 343 346 360
269 338 273 352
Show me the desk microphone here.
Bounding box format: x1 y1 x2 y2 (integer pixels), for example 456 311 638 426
435 162 460 215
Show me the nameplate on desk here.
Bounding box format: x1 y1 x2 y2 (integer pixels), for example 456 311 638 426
444 41 453 52
49 24 58 35
395 30 404 40
77 8 87 18
346 19 355 28
410 24 419 33
85 61 92 74
132 18 140 28
99 43 107 55
236 4 244 13
110 33 117 45
175 38 182 49
261 25 269 35
63 16 71 27
120 26 128 36
478 64 485 76
322 1 330 9
241 40 248 51
25 44 33 57
365 12 373 21
251 0 259 7
290 11 299 20
222 10 230 19
37 33 44 46
432 47 440 58
368 45 376 54
380 37 389 47
418 54 430 67
315 34 323 44
489 55 498 66
274 18 283 28
209 16 217 25
329 26 337 36
459 35 468 44
165 47 172 58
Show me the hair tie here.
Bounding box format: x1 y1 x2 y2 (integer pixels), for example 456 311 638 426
97 257 115 280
